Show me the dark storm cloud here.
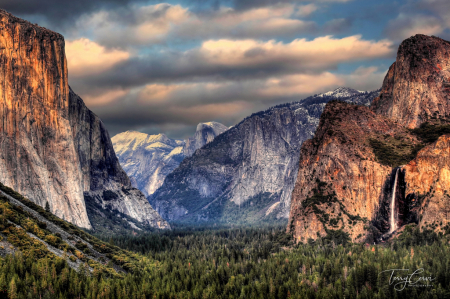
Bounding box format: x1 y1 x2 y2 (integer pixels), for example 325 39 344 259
0 0 149 27
70 53 298 92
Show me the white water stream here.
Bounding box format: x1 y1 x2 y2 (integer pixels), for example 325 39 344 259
389 169 399 233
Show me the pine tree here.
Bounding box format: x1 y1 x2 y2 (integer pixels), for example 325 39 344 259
45 201 50 213
8 278 17 299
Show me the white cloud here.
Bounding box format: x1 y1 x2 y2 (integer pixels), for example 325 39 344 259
76 4 190 46
196 35 393 71
66 38 130 77
74 3 319 47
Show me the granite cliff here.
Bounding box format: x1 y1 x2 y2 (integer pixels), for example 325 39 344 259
0 9 169 230
149 88 379 224
288 101 423 242
289 35 450 243
372 34 450 127
183 122 229 157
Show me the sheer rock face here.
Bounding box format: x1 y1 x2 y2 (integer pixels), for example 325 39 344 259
0 9 169 230
149 89 379 224
288 102 420 242
183 122 229 157
69 90 170 229
0 10 90 228
371 34 450 128
402 135 450 229
112 131 185 197
290 35 450 243
69 89 131 192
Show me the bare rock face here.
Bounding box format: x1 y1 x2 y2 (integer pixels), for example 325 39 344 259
0 10 90 228
150 89 379 224
183 122 229 157
69 90 170 229
112 131 185 197
371 34 450 128
0 9 169 230
288 102 421 242
403 135 450 230
290 35 450 243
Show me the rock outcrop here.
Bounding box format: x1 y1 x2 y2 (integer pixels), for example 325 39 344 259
288 101 422 242
371 34 450 128
290 35 450 243
149 88 379 224
112 131 185 197
0 9 169 230
183 122 229 157
402 134 450 230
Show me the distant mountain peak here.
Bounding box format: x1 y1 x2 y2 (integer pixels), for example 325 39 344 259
318 87 362 98
185 122 229 157
196 122 229 135
112 121 227 197
149 88 381 224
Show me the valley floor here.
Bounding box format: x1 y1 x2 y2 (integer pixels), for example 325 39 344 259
1 223 449 298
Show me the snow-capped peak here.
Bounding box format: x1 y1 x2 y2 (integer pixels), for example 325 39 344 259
318 87 362 98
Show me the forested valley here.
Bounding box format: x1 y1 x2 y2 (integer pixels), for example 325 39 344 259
1 221 449 298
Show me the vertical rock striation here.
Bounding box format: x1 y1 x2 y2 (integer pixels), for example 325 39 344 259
0 9 169 230
402 135 450 230
183 122 229 157
290 35 450 243
69 90 170 229
150 88 379 224
0 9 90 228
372 34 450 128
288 102 421 242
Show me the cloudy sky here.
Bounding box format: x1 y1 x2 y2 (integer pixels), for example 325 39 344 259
2 0 450 138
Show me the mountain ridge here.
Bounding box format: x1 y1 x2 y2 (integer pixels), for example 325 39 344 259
149 87 380 224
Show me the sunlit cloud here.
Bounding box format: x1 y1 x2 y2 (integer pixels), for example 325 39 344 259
74 3 320 48
196 35 393 70
66 38 130 77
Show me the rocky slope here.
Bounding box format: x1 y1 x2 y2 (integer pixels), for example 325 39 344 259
289 34 450 243
0 9 168 230
149 88 380 224
112 131 185 197
0 182 144 275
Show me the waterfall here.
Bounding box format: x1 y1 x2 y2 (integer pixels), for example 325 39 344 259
389 168 399 233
